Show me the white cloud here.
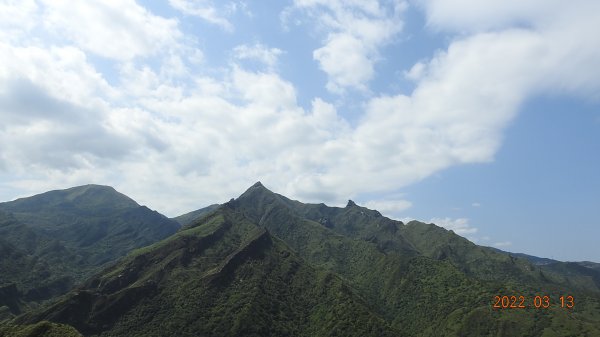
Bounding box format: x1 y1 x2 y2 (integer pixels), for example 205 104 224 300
41 0 181 60
404 61 426 81
362 199 412 218
0 43 115 109
0 0 39 42
314 0 600 195
169 0 233 31
84 66 350 214
417 0 600 97
430 217 478 236
292 0 406 92
472 202 481 207
419 0 559 33
313 33 373 92
233 43 283 69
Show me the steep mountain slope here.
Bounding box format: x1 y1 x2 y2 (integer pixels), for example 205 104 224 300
275 195 418 255
17 206 400 337
277 188 596 292
222 183 600 336
235 183 599 292
0 185 180 313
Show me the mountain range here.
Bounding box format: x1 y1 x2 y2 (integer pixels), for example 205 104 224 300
1 183 599 336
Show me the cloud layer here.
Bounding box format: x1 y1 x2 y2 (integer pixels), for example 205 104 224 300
1 0 599 218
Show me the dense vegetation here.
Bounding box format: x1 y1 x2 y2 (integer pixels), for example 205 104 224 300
0 321 82 337
16 208 400 337
0 185 179 318
2 182 600 336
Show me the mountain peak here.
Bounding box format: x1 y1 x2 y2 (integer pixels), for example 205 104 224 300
346 200 357 207
0 184 139 214
57 184 139 209
239 181 274 199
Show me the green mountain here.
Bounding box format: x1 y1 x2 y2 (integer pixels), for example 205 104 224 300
16 205 399 337
224 183 600 335
0 212 85 316
6 183 600 336
0 185 179 265
0 185 180 315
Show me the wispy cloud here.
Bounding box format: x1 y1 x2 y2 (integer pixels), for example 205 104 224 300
233 43 284 70
362 198 412 219
430 217 478 236
169 0 233 31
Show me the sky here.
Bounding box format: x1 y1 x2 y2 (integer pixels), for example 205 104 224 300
0 0 598 262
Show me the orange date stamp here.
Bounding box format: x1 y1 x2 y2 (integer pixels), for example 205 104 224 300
492 295 574 309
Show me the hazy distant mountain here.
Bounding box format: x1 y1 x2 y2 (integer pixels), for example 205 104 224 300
172 204 219 226
0 185 179 316
515 255 600 275
12 182 600 336
489 248 600 292
489 248 559 265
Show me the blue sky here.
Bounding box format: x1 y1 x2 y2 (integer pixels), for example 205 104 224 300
0 0 598 262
